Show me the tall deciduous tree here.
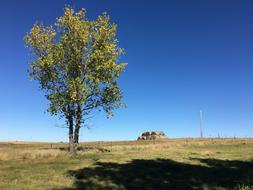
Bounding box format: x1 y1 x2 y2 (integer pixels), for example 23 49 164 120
24 6 126 152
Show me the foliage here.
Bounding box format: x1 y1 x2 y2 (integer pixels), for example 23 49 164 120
24 6 126 147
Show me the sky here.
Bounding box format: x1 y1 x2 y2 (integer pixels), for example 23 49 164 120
0 0 253 142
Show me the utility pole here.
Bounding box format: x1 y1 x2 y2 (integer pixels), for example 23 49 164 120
200 110 203 138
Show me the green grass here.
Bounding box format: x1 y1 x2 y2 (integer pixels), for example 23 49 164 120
0 138 253 190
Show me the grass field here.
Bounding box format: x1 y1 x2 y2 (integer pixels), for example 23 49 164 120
0 138 253 190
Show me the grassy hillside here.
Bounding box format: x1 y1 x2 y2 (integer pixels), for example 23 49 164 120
0 138 253 190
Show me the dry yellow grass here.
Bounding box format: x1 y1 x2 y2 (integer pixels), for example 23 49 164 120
0 138 253 190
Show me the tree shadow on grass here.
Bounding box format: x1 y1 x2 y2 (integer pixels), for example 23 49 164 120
57 158 253 190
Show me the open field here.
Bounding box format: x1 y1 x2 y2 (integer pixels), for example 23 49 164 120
0 138 253 190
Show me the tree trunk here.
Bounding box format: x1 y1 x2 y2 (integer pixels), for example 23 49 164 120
67 104 74 153
74 102 82 150
68 115 74 153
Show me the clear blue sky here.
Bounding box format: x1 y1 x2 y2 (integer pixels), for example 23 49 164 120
1 0 253 141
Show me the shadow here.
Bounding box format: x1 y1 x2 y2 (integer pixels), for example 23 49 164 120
57 158 253 190
42 146 111 153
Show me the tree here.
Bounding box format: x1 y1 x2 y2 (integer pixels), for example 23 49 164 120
24 6 126 152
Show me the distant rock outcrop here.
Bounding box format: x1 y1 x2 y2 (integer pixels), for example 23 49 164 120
137 131 168 140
